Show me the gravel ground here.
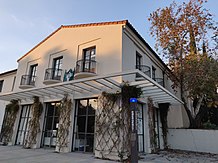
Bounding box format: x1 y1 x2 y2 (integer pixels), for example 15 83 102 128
140 149 218 163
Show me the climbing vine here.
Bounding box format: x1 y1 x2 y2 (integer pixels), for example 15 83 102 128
95 83 142 161
24 96 43 148
147 97 157 153
56 95 72 152
0 100 19 144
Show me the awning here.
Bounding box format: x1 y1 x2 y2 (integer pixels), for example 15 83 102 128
0 70 183 104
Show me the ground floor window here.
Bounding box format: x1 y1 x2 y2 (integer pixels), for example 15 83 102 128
137 103 144 152
16 105 31 145
73 99 97 152
41 102 60 148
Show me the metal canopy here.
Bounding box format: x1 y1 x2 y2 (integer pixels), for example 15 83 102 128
0 70 183 104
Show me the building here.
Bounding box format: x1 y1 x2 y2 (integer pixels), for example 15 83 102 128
0 69 17 132
0 20 188 161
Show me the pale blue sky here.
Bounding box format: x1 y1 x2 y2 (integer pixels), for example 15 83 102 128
0 0 217 73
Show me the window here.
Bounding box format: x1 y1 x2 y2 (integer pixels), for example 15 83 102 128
29 64 38 85
81 46 96 72
0 80 4 92
137 103 144 152
16 105 31 145
136 52 142 67
73 99 97 152
52 56 63 79
53 57 63 70
152 66 156 80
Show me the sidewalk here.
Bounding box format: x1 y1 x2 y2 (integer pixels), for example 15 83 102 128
0 146 218 163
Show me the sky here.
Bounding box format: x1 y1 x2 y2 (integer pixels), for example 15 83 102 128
0 0 217 73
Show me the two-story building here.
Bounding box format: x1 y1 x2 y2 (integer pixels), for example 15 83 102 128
0 20 188 161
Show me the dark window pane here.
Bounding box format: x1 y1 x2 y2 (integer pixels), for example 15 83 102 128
78 100 87 116
77 117 86 133
88 99 97 115
86 134 94 152
87 116 95 133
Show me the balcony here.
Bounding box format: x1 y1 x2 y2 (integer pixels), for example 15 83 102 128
19 75 36 89
74 59 97 79
136 65 151 78
43 68 62 85
153 78 164 87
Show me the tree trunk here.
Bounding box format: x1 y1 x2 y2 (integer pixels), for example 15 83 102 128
181 96 196 128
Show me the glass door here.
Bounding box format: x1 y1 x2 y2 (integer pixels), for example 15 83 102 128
42 102 60 148
16 105 31 145
73 99 97 152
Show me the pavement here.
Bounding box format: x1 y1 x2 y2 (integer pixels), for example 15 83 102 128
0 146 218 163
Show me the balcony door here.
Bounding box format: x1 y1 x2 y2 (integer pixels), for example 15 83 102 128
73 99 97 152
29 64 38 85
52 57 63 80
82 47 96 72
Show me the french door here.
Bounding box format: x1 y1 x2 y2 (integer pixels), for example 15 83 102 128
73 99 97 152
16 105 31 145
42 102 60 148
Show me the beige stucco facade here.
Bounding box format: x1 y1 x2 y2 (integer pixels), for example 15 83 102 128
0 70 17 131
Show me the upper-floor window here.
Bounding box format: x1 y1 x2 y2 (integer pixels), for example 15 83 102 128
83 47 96 61
53 56 63 70
52 56 63 79
83 47 96 71
136 52 142 67
152 66 156 80
29 64 38 84
0 80 4 92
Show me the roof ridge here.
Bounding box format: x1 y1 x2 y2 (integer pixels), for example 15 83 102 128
62 20 128 28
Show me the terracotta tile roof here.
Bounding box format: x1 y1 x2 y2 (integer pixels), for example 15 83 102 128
17 20 128 62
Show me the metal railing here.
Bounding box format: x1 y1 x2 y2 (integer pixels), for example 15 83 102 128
153 78 164 87
20 75 36 86
136 65 151 77
44 68 62 81
75 59 97 74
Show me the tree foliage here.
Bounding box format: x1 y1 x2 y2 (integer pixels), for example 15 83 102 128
149 0 218 128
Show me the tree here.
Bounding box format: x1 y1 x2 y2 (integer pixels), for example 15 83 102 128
148 0 218 128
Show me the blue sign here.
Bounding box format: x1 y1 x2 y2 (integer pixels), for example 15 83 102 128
130 98 137 103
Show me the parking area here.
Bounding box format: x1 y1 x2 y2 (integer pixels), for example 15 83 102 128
1 146 218 163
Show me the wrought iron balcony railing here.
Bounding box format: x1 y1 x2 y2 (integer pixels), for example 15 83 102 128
75 59 97 74
153 78 164 87
136 65 151 77
44 68 62 81
20 75 36 86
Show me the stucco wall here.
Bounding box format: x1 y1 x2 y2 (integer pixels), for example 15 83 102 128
14 24 123 92
0 71 17 132
168 129 218 154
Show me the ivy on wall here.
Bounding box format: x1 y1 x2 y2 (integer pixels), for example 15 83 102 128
24 96 43 148
95 83 142 161
56 95 72 152
147 97 158 153
0 100 19 144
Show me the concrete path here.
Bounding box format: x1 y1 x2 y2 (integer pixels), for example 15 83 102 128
0 146 218 163
0 146 116 163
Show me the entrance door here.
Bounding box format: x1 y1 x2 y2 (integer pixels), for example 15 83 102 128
16 105 31 145
73 99 97 152
42 102 60 148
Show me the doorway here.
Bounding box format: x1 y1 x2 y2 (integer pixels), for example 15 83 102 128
16 105 31 145
73 99 97 152
42 102 60 148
